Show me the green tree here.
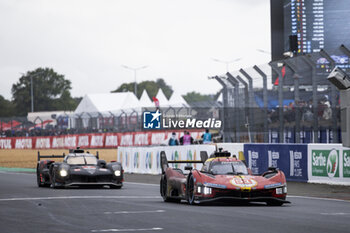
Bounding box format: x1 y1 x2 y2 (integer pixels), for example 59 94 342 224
12 68 77 116
112 78 173 99
183 91 214 103
0 95 15 117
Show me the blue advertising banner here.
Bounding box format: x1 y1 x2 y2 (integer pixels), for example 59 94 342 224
244 144 308 182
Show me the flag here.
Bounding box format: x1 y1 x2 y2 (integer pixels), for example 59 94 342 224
274 65 286 86
152 96 159 107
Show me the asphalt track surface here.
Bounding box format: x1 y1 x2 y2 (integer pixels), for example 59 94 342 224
1 172 350 233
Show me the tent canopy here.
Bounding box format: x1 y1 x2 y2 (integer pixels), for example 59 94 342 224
155 89 169 107
168 91 188 107
139 90 153 108
74 92 140 114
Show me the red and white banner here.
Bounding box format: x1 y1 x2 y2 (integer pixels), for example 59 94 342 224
0 130 204 150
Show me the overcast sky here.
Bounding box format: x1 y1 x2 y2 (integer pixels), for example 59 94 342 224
0 0 271 100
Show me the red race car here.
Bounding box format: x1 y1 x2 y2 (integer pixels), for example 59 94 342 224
160 149 290 206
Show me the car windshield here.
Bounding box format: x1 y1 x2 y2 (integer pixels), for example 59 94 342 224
209 161 248 175
66 155 98 165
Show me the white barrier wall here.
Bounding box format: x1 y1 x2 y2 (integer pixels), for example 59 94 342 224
117 143 350 185
308 144 350 185
216 143 244 157
117 144 216 174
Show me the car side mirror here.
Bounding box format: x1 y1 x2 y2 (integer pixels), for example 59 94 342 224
184 166 193 171
97 160 107 168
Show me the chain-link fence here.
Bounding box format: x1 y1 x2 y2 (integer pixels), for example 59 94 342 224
212 46 348 143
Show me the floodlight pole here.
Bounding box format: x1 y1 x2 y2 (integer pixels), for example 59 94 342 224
121 65 148 97
22 71 44 113
212 58 241 72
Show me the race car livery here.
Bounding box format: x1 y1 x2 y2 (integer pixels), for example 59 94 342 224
160 149 290 205
36 148 123 189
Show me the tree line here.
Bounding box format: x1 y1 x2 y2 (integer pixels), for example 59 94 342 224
0 67 216 117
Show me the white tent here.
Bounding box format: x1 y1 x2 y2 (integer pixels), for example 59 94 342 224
139 90 153 108
155 89 169 107
168 91 188 107
74 92 140 114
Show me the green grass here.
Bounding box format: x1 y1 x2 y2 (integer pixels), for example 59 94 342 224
0 167 35 173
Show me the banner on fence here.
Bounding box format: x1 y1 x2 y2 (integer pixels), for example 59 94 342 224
117 144 216 174
0 130 204 149
244 143 308 182
308 144 350 185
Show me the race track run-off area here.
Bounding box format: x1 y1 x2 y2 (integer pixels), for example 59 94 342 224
0 172 350 233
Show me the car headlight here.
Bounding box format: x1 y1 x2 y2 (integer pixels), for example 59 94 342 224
276 187 283 195
59 170 68 177
114 170 121 176
197 186 202 194
203 186 212 195
283 186 287 193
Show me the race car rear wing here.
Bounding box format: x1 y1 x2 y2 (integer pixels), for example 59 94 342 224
37 147 100 162
160 151 208 173
37 152 65 162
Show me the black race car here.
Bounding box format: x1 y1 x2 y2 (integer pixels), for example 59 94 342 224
36 148 123 189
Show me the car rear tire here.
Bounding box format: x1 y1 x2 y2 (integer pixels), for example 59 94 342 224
160 175 180 203
36 171 45 187
186 174 195 205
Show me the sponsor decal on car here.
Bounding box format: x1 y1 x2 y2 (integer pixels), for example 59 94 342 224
264 182 282 189
82 166 96 174
82 166 96 169
99 168 108 172
203 182 227 189
230 176 258 188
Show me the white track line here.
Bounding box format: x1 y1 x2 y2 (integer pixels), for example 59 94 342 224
288 195 350 203
91 227 163 232
124 182 158 186
0 195 162 202
104 210 165 214
0 171 34 176
320 212 350 215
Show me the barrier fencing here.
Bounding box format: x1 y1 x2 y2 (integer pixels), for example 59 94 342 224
118 143 350 185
